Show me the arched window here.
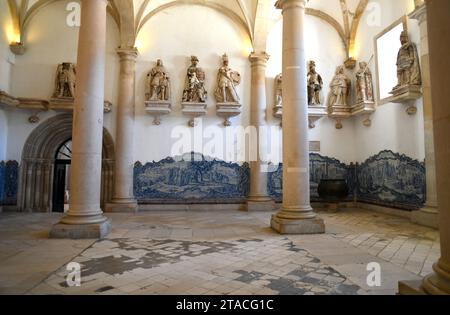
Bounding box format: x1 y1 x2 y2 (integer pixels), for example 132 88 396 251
56 139 72 161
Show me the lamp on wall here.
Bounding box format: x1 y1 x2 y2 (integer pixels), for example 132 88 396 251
344 57 357 69
10 42 25 55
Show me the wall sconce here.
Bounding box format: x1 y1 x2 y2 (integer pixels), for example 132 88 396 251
344 57 357 69
10 42 26 55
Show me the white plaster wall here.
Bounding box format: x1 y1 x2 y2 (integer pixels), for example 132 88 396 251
353 0 425 162
266 17 356 164
134 5 252 163
0 0 13 93
6 0 120 161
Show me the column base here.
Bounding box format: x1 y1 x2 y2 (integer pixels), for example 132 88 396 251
50 219 112 239
271 214 325 235
411 206 439 229
246 197 276 211
398 280 426 295
105 199 138 213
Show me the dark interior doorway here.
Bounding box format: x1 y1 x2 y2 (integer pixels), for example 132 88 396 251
52 139 72 213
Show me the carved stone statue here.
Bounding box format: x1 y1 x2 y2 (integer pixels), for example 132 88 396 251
307 61 323 105
182 56 207 103
146 59 170 102
356 61 374 103
274 73 283 107
391 31 422 92
327 65 351 107
214 54 241 104
53 63 76 98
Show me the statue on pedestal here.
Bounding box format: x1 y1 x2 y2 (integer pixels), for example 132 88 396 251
53 63 76 98
146 59 170 102
356 61 374 103
182 56 207 103
274 74 283 108
391 30 422 93
307 61 323 105
214 54 241 104
327 65 351 107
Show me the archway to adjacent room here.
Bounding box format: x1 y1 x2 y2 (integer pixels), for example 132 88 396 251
18 113 115 213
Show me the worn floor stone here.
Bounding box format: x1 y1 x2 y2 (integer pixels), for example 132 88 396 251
0 208 437 295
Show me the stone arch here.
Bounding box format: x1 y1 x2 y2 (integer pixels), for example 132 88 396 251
18 113 115 212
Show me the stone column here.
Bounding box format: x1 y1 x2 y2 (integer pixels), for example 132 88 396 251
399 0 450 295
271 0 324 234
105 48 138 213
50 0 111 239
410 3 439 229
247 52 275 211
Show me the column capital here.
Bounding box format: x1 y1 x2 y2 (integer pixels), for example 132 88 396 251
275 0 308 10
409 3 427 24
249 52 270 66
117 47 139 61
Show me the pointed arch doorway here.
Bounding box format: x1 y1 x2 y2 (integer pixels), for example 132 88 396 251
19 114 115 212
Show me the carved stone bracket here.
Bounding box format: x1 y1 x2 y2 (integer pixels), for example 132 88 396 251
145 101 172 125
308 105 328 129
389 85 422 115
216 103 242 127
182 102 207 127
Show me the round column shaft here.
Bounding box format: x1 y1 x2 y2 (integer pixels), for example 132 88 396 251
247 52 275 211
51 0 111 239
271 0 324 234
106 48 138 213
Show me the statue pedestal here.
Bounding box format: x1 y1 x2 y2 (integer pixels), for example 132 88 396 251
182 102 207 127
389 85 422 103
328 103 351 129
389 85 422 115
351 100 376 127
308 104 327 129
216 102 242 126
145 100 172 125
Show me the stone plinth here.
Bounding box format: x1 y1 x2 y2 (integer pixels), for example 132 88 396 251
145 101 172 125
50 219 112 239
308 105 327 129
182 102 207 127
389 85 422 103
351 100 376 127
271 215 325 235
105 200 138 213
216 102 242 126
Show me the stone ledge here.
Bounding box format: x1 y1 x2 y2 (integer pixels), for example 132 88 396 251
50 219 112 239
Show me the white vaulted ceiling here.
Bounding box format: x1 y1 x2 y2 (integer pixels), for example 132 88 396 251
5 0 407 57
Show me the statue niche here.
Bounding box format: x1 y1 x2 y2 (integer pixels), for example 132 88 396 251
307 61 323 105
50 62 111 113
181 56 208 127
389 30 422 113
327 65 352 129
53 63 76 99
145 59 172 125
214 54 242 126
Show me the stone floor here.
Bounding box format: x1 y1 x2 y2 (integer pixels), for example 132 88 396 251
0 207 440 295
